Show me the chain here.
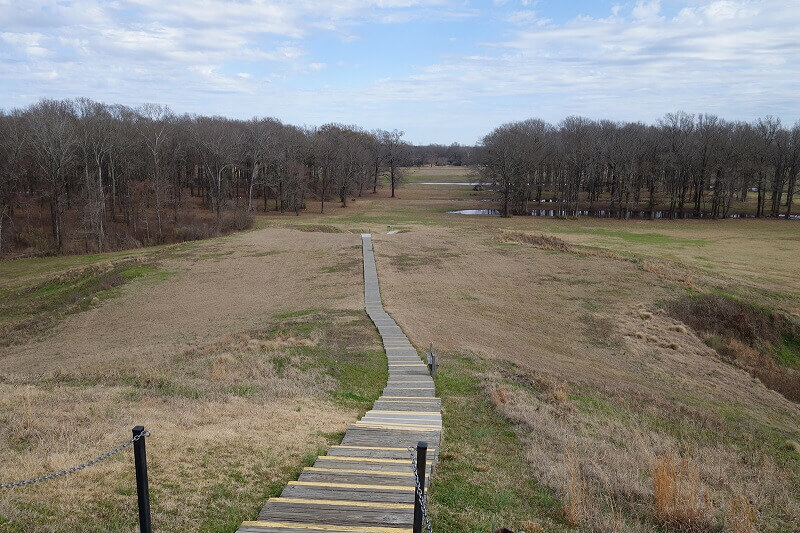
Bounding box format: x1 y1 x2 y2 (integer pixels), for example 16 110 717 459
1 430 150 489
408 446 433 533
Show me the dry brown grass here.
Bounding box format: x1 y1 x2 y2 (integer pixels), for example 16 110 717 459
724 493 756 533
666 293 800 402
490 386 508 406
368 224 800 531
500 231 572 251
4 176 800 531
0 228 362 375
562 454 586 526
652 452 714 531
0 228 377 531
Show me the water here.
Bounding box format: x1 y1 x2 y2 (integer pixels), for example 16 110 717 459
413 182 481 186
447 208 800 220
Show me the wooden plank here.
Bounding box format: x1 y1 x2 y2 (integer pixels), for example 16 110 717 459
288 481 414 491
241 521 410 533
265 498 412 509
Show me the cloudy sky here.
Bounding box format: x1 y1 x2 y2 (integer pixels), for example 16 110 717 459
1 0 798 143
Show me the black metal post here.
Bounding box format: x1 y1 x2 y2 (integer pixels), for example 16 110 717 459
132 426 152 533
413 441 428 533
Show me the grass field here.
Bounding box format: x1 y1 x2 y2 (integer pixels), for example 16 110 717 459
2 168 799 531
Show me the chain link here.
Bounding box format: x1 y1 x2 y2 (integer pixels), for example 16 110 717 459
1 430 150 489
408 446 433 533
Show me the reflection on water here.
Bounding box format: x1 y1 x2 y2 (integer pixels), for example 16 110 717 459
447 208 800 220
413 182 481 185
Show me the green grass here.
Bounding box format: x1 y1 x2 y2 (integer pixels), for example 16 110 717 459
0 260 172 345
429 353 569 532
776 335 800 369
549 225 708 247
188 444 336 533
273 308 319 320
266 311 387 412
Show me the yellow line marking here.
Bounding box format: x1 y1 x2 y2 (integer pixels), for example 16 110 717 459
330 445 408 450
356 421 442 427
379 396 440 400
362 415 441 420
241 521 411 533
269 497 413 509
288 481 414 491
303 467 414 476
354 423 442 431
362 419 442 425
318 456 408 464
331 445 437 451
368 410 442 416
373 401 440 404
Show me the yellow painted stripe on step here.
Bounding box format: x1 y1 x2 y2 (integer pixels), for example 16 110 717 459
362 415 441 421
303 467 413 477
356 422 442 429
288 481 414 491
330 445 408 450
368 410 442 416
361 419 441 425
372 401 440 405
318 456 408 464
378 396 439 401
269 497 413 509
331 445 437 451
241 521 411 533
354 423 442 431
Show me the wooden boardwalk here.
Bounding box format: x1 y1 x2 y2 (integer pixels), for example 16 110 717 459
238 233 441 533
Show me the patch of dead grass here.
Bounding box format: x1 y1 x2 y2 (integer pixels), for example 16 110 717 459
652 452 714 532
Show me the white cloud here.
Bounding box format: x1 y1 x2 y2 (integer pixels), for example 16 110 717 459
0 0 798 143
632 0 661 20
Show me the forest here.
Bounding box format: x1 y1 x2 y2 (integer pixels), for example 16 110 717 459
1 99 799 256
0 98 408 255
482 114 800 218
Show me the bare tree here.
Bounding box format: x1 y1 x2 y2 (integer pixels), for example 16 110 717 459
0 111 26 253
26 99 78 252
138 103 174 241
785 122 800 218
381 129 408 198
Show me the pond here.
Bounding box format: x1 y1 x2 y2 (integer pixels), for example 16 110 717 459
446 208 800 220
413 182 481 186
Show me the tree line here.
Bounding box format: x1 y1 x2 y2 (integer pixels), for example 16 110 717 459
481 113 800 218
0 98 410 254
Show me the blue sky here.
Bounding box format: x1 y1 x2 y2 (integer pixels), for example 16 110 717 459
1 0 798 144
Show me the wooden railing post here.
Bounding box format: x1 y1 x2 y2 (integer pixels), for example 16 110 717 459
413 441 428 533
132 426 152 533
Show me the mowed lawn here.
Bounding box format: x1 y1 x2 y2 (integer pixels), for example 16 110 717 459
2 168 799 531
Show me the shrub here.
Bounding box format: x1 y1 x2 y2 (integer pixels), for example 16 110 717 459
219 210 254 233
14 226 52 253
175 223 215 242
